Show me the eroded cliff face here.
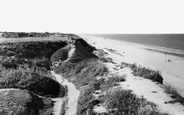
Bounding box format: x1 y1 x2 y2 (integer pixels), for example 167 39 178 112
51 38 97 64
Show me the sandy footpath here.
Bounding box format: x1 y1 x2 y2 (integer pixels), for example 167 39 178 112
80 35 184 115
51 71 80 115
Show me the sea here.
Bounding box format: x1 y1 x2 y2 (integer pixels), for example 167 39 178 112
87 34 184 58
90 34 184 51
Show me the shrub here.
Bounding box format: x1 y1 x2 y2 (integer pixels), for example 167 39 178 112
0 68 65 98
164 85 184 105
74 59 108 87
35 58 51 70
131 64 163 84
77 83 96 115
102 89 167 115
1 41 67 59
54 61 77 76
103 89 141 115
50 46 69 62
0 89 53 115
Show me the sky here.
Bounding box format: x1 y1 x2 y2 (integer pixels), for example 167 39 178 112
0 0 184 34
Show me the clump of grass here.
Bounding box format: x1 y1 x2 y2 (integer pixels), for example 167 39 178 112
130 63 163 84
101 88 168 115
104 89 142 114
164 85 184 105
107 75 126 83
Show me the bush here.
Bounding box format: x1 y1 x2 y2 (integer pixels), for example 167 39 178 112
50 46 70 62
35 58 51 70
103 89 141 115
164 85 184 105
0 68 65 98
77 83 98 115
102 89 167 115
1 56 27 69
1 41 67 59
54 61 77 76
0 89 53 115
131 64 163 84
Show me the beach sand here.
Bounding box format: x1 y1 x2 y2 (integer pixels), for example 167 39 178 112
80 35 184 115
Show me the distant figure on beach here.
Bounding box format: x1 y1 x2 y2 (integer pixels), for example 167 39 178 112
165 59 171 62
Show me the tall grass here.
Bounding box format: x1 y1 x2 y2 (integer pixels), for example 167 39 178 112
164 85 184 105
129 63 163 84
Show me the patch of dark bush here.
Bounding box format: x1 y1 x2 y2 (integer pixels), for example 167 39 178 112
1 41 67 59
50 45 70 62
130 63 163 84
0 69 65 98
77 83 96 115
0 89 53 115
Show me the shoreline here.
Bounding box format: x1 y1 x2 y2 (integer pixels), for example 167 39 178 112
87 34 184 55
83 34 184 59
105 37 184 59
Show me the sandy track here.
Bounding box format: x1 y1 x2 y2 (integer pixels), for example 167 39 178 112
51 71 80 115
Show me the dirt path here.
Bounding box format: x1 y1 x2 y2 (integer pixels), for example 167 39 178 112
51 71 80 115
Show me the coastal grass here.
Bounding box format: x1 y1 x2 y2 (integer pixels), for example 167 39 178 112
121 62 164 84
164 85 184 105
102 88 167 115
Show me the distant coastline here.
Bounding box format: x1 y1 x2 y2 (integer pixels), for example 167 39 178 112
89 34 184 58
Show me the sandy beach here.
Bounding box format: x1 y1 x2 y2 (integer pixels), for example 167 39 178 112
79 35 184 114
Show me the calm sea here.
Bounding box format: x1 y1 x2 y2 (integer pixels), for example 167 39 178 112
90 34 184 52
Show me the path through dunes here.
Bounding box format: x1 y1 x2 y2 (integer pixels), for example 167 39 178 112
51 71 80 115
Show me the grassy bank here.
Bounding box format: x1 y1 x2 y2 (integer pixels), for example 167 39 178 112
55 59 167 115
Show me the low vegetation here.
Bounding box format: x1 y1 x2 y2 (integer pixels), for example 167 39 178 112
55 59 167 115
55 59 108 88
0 89 54 115
164 85 184 105
0 67 64 98
126 63 163 84
50 45 70 62
103 88 164 115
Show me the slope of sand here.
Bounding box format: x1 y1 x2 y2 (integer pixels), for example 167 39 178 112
80 35 184 115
